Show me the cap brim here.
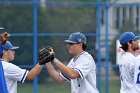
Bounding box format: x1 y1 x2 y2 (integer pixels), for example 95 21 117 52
0 27 4 29
9 46 19 50
134 36 140 40
64 40 77 44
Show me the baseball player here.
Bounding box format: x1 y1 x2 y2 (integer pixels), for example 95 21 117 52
1 41 43 93
0 32 9 93
45 32 99 93
119 32 140 93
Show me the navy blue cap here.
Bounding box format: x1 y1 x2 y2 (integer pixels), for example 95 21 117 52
3 41 19 50
119 32 140 45
64 32 87 44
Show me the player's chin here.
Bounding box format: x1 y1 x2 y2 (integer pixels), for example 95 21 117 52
11 57 15 61
68 49 72 54
137 46 140 49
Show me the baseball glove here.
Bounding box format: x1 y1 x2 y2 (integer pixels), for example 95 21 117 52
38 46 55 65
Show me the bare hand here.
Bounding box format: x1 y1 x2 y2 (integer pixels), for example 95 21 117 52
0 32 10 45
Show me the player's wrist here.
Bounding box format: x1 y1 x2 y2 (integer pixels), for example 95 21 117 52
53 58 59 63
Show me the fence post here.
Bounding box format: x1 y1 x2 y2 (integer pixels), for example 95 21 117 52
33 0 38 93
97 0 102 92
105 1 109 93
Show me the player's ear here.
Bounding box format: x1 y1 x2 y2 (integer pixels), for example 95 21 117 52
78 43 83 47
127 42 131 46
3 50 7 54
127 42 132 46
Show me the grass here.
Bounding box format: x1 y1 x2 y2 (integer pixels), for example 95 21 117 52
101 79 120 93
17 79 120 93
18 82 71 93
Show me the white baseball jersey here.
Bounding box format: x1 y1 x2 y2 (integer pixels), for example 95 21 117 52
133 55 140 93
119 52 136 93
2 60 28 93
60 51 99 93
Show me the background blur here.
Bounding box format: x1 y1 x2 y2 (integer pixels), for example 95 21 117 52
0 0 140 93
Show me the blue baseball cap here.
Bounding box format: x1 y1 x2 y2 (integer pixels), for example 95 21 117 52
119 32 140 45
3 41 19 50
64 32 87 44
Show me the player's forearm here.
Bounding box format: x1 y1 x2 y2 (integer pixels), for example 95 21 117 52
26 63 43 80
46 62 64 83
55 60 79 79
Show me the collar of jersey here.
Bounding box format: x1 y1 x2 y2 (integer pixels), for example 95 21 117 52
0 59 3 61
73 51 85 62
125 52 137 57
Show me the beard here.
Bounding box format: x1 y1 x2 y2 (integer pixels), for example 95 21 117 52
133 45 140 51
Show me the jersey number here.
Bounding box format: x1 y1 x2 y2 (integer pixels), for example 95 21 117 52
136 66 140 84
119 65 123 81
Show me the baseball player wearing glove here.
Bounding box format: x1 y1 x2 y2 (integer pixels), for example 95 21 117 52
42 32 99 93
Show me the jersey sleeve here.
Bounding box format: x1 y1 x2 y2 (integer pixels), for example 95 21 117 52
59 59 74 82
0 45 4 57
0 60 9 93
60 72 71 82
5 63 29 83
74 57 95 79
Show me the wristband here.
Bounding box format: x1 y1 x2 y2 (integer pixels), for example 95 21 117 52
53 58 59 63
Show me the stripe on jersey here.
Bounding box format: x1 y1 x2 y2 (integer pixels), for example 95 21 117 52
60 72 71 81
75 68 84 79
73 51 85 62
21 70 28 83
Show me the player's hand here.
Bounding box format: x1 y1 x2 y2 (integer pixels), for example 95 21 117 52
49 48 55 55
38 46 55 65
0 32 11 45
